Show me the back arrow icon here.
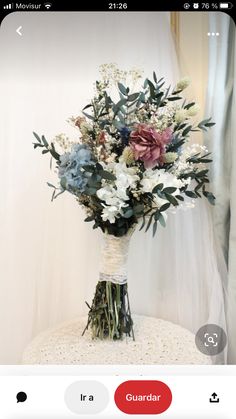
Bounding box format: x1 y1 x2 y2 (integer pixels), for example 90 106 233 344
16 26 22 36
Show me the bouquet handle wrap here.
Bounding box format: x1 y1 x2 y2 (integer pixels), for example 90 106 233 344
99 233 132 285
83 230 134 340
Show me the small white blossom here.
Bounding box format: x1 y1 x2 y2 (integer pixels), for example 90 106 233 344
101 205 119 223
141 169 185 210
80 121 93 135
163 152 178 163
187 104 200 117
121 147 135 165
176 77 190 91
172 144 208 177
175 108 188 123
52 133 75 153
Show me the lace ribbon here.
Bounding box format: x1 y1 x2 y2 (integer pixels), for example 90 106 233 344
99 232 132 284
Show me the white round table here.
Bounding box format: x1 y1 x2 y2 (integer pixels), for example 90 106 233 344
22 315 211 364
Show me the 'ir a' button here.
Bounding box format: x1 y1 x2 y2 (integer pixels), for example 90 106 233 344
65 381 109 414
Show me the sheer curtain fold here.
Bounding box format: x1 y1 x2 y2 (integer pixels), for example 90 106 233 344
205 12 236 363
0 12 228 364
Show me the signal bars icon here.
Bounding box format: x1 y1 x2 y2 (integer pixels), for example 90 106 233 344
3 3 13 9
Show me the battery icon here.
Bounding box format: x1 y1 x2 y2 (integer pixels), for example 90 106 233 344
219 2 233 8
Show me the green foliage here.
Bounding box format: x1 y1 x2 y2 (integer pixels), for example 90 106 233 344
33 68 216 238
198 117 215 131
33 132 60 161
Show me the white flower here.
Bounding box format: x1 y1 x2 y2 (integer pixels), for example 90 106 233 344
115 162 139 189
141 169 185 209
141 169 184 194
101 206 119 223
121 147 135 165
172 144 208 178
97 183 129 223
163 152 178 163
175 108 188 123
176 77 190 91
80 121 93 135
187 104 200 117
96 161 140 223
105 153 116 163
97 185 126 207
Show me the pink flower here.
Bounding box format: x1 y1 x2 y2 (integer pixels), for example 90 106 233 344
129 124 172 168
98 131 106 144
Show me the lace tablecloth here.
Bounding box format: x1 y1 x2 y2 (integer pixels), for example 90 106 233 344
22 315 211 364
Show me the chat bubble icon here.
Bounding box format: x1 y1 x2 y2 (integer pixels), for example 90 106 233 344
16 392 27 403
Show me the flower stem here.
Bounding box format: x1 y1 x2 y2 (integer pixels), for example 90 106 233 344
83 281 134 340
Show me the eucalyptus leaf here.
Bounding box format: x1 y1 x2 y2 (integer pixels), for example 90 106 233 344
139 216 146 231
118 82 127 96
162 187 177 194
152 221 158 237
123 208 134 218
83 103 93 110
157 77 164 84
184 102 195 110
47 182 56 188
82 165 95 173
182 126 192 137
147 80 155 99
84 215 94 222
152 183 164 194
128 93 139 102
100 170 116 181
33 132 41 143
159 213 166 227
168 96 182 101
165 193 179 206
133 204 144 215
145 214 154 232
207 194 215 205
205 122 215 127
50 143 60 160
83 111 95 121
203 191 215 205
85 187 97 195
60 177 67 189
113 98 127 115
139 92 146 103
156 189 166 199
42 135 48 147
176 195 184 201
196 169 209 177
185 190 197 198
159 202 170 212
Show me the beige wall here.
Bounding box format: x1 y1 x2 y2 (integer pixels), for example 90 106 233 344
174 12 209 142
178 12 209 116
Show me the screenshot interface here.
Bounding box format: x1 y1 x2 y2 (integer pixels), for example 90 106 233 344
0 0 235 417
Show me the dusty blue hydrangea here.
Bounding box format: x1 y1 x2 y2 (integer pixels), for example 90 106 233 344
58 144 94 194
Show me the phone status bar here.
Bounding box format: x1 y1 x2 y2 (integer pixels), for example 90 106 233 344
0 1 235 15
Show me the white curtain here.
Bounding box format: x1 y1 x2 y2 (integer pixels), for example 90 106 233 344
205 12 236 363
0 12 227 364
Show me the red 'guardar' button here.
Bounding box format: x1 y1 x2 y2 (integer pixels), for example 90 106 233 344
114 380 172 414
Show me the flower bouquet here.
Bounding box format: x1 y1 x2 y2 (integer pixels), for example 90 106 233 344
33 63 215 341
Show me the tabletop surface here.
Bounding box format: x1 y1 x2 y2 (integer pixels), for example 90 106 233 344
22 315 211 365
